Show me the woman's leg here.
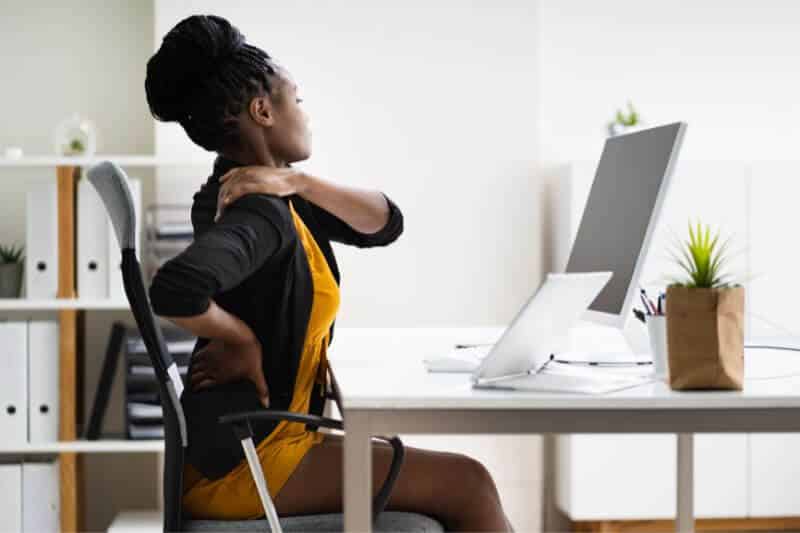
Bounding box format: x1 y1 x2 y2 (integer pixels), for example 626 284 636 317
273 432 513 532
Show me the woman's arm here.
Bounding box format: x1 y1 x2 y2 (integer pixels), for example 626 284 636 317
294 173 389 234
217 167 404 247
148 194 286 401
161 299 255 346
297 173 404 247
149 193 287 339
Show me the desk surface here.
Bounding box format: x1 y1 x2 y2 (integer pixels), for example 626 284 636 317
327 327 800 410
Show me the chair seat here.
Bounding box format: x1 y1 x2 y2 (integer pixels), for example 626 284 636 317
184 511 444 532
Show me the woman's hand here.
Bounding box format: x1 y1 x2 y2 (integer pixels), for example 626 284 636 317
215 166 307 222
189 336 270 408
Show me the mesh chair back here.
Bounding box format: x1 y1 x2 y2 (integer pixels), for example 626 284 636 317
87 161 188 532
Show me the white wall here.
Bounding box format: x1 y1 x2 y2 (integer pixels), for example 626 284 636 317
538 0 800 163
155 0 543 327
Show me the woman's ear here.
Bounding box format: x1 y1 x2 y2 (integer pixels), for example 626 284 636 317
249 95 275 127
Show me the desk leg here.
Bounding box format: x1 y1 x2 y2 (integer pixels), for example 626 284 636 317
676 433 694 533
344 411 372 533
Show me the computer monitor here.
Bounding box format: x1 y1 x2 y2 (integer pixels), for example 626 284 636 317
565 122 687 328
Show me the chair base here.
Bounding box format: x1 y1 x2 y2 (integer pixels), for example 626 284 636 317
185 511 444 532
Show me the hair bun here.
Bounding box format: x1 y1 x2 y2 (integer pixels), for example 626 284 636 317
145 14 246 123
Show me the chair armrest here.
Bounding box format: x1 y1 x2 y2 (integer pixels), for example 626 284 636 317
218 409 404 524
218 409 344 431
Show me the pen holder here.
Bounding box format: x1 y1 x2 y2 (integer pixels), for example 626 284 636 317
647 315 668 380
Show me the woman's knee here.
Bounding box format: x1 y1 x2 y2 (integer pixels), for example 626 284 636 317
463 455 498 494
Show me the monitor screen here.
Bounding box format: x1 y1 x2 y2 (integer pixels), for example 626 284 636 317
565 123 685 315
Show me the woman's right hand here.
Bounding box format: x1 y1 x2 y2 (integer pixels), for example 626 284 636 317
189 336 270 408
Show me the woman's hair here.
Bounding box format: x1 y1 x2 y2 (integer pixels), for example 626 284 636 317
145 14 277 152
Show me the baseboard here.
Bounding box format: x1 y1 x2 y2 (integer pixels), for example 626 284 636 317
572 517 800 533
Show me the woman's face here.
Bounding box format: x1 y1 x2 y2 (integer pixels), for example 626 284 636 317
264 69 311 163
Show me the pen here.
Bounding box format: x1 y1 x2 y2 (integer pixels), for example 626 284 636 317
641 288 659 315
633 308 646 323
640 290 655 315
657 293 663 315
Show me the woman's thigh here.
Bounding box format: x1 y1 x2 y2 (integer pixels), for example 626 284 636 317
273 431 500 522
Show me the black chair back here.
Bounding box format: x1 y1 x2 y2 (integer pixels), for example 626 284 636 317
87 161 188 533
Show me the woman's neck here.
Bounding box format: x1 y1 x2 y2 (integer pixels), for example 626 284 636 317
219 144 285 168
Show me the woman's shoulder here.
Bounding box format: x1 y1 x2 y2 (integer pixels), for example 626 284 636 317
190 178 295 235
228 193 294 232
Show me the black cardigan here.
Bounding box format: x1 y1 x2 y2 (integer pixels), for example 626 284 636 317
148 155 404 480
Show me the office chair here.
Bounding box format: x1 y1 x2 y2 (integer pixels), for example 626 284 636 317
87 161 444 533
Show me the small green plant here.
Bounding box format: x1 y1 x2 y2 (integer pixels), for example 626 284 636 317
614 101 639 127
607 101 641 136
69 138 85 153
0 243 24 264
668 221 738 289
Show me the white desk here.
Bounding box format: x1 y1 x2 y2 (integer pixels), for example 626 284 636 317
328 328 800 533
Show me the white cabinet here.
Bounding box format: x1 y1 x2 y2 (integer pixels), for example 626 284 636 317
552 160 800 521
556 434 748 520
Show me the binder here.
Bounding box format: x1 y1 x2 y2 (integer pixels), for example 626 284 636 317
28 321 60 443
0 322 27 445
22 460 60 532
77 176 109 299
127 402 163 420
128 422 164 440
109 176 141 302
0 464 22 532
25 179 58 298
86 322 125 440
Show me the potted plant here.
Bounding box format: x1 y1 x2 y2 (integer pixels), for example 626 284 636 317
54 113 97 156
607 100 642 136
665 222 744 390
0 243 24 298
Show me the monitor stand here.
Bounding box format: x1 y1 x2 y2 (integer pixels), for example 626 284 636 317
555 318 652 365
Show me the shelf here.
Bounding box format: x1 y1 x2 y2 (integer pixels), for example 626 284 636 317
0 155 212 167
0 298 130 310
0 439 164 454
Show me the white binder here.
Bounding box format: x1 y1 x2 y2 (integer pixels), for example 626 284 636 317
0 464 22 533
22 460 60 533
108 177 141 302
25 180 59 299
0 322 27 445
77 176 109 299
28 320 60 443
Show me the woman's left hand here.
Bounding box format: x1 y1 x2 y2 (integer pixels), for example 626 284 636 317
215 166 306 222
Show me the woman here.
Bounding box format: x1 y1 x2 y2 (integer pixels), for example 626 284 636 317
145 14 512 532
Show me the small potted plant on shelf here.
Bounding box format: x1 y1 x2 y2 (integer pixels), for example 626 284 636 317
0 242 24 298
665 221 744 390
54 112 97 157
607 100 642 136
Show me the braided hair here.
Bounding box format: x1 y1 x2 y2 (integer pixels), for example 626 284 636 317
145 14 278 152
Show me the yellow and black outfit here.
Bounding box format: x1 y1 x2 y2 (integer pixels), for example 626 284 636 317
149 154 403 518
181 199 341 519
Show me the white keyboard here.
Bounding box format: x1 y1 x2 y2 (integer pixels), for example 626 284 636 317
423 345 493 373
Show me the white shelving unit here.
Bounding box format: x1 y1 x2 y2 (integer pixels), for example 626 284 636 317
0 154 202 532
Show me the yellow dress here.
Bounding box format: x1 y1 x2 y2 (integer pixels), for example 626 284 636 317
182 198 341 519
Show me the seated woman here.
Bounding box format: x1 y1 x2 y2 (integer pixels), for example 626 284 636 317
145 14 512 532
